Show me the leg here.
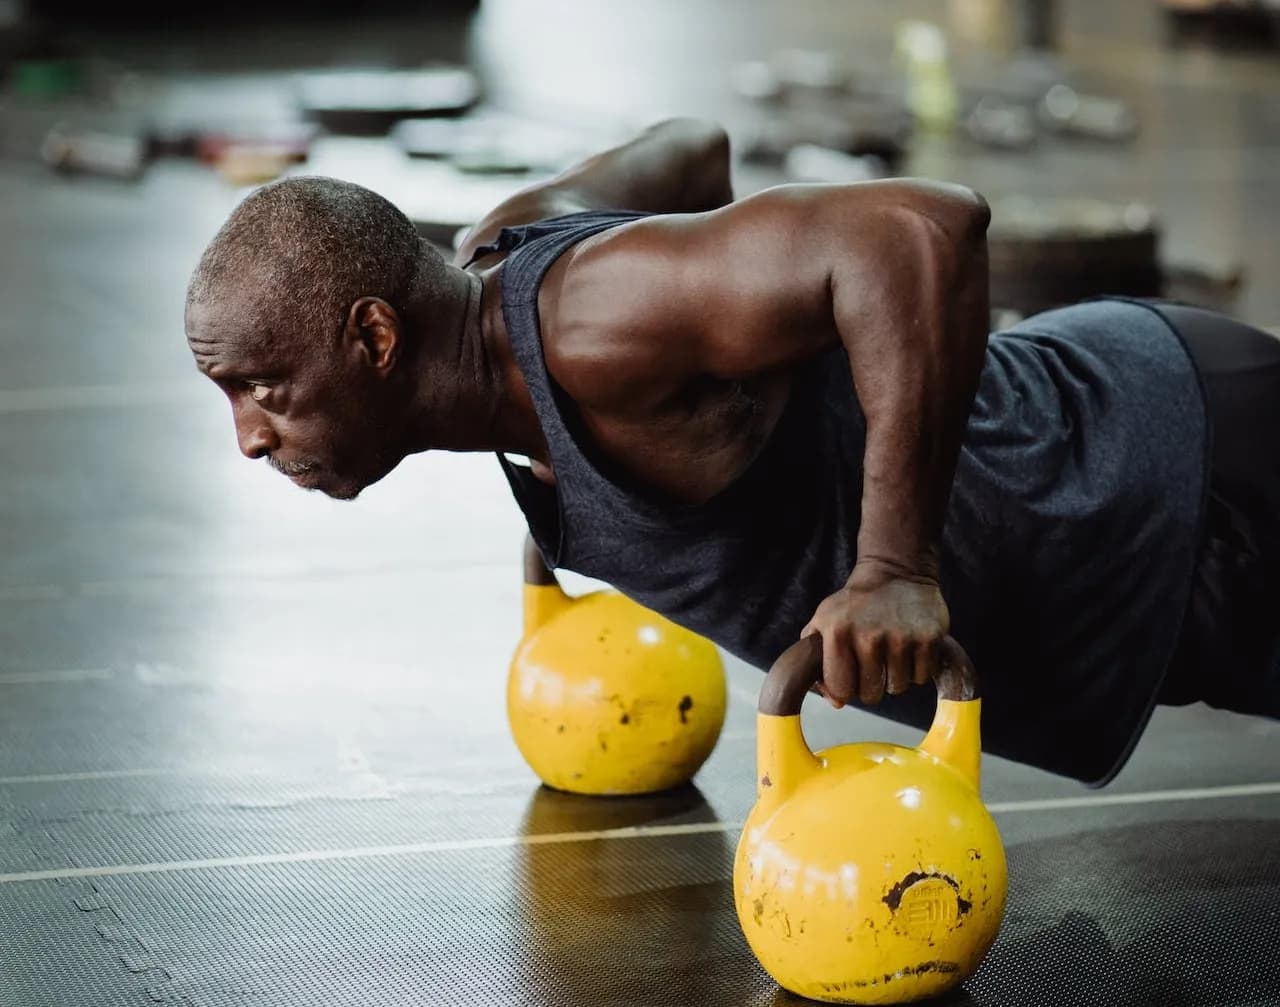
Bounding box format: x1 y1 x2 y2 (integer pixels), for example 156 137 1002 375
1156 304 1280 718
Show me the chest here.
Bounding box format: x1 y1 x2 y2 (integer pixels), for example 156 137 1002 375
558 372 793 505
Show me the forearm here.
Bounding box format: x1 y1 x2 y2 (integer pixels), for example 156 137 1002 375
835 193 990 581
556 118 733 214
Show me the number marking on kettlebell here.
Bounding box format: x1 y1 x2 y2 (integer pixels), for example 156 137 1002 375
885 873 972 940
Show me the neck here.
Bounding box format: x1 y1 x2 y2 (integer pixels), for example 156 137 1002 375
403 264 546 459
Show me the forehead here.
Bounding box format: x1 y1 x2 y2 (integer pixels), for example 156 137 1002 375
186 301 293 379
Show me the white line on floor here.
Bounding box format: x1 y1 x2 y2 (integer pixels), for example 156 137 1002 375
0 768 181 786
0 781 1276 885
985 781 1280 813
0 668 112 686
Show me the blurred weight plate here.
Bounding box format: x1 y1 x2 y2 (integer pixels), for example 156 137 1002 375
965 96 1038 150
41 123 148 180
783 143 887 183
145 74 308 158
191 124 316 166
772 48 851 94
214 145 299 186
297 136 554 247
731 49 851 104
298 67 479 136
1039 85 1139 142
742 98 911 166
393 114 598 175
987 196 1162 317
729 60 783 103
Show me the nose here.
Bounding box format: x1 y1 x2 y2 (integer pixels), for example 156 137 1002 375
233 405 280 460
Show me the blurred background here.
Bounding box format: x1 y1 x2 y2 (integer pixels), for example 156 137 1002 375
2 4 1279 1006
3 0 1278 324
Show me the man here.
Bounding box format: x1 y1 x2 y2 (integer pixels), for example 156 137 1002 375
185 118 1278 786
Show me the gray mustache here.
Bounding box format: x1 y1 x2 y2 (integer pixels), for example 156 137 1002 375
268 456 319 477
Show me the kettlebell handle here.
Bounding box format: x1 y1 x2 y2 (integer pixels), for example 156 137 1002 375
758 633 979 717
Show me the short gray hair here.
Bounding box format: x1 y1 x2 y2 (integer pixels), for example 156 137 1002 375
187 175 444 350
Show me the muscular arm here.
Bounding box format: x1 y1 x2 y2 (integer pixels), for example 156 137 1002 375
548 181 990 699
453 117 733 269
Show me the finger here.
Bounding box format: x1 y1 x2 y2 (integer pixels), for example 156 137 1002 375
885 635 912 696
914 636 940 687
801 625 825 697
823 629 857 709
855 631 887 706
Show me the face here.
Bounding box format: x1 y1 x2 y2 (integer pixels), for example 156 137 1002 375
186 301 404 501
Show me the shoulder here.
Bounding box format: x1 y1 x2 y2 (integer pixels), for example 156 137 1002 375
533 213 704 410
529 193 819 404
529 180 990 403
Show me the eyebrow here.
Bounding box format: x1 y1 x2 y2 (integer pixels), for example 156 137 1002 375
192 358 250 383
191 350 227 376
197 364 281 388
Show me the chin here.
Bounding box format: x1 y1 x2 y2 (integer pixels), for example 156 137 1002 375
324 483 363 501
321 468 389 501
311 454 401 501
285 468 358 500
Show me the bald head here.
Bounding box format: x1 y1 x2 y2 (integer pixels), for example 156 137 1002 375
186 175 445 354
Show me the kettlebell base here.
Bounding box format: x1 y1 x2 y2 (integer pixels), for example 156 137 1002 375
774 966 967 1005
535 775 697 798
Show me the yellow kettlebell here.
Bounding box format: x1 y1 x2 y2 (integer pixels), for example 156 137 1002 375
734 634 1006 1004
508 536 727 795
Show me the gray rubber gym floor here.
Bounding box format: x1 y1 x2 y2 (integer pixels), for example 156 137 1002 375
3 2 1279 1005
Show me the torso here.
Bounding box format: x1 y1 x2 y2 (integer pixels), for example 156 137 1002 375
569 370 793 504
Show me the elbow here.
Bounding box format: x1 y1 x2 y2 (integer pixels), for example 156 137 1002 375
693 125 733 208
896 180 990 246
923 183 989 244
957 186 990 241
697 121 732 165
672 117 732 179
658 117 732 211
653 116 730 154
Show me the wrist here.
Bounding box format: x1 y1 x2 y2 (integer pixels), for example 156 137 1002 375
849 550 940 588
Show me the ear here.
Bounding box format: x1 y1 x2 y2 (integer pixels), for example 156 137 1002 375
344 297 402 375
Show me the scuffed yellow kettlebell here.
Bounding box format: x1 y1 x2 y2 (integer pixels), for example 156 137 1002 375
734 634 1006 1004
508 536 727 795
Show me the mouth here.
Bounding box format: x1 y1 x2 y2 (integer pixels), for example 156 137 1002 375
268 455 322 487
288 471 322 490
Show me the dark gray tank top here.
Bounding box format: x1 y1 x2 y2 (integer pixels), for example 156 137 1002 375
482 211 1210 785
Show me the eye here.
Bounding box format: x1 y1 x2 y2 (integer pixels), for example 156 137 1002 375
247 382 272 403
